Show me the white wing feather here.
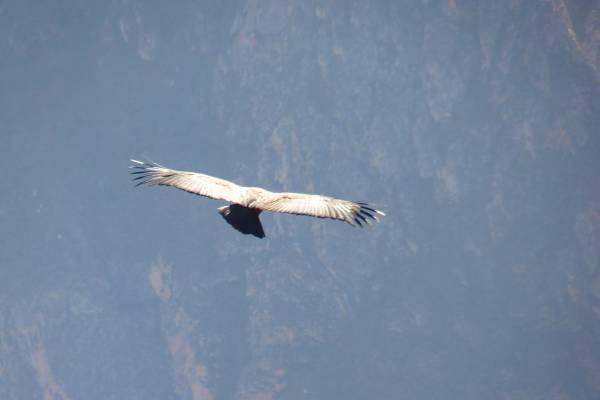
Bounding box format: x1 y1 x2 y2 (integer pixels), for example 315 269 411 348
130 160 245 203
256 192 384 227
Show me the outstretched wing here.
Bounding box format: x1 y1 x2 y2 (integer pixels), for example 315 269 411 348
255 192 384 227
130 159 245 203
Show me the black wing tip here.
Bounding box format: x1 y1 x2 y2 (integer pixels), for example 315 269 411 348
351 202 385 228
360 203 385 216
129 158 164 186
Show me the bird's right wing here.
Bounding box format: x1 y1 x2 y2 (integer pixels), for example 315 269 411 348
130 159 245 203
256 191 385 227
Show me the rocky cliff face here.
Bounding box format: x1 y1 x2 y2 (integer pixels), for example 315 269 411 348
1 1 599 399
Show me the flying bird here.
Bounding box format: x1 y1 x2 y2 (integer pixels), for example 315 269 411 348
130 159 384 238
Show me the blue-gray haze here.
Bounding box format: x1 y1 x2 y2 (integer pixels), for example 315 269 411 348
1 1 599 399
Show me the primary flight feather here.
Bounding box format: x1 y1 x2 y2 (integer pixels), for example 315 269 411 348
130 159 384 238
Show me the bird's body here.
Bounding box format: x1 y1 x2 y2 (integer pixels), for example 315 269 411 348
130 159 384 238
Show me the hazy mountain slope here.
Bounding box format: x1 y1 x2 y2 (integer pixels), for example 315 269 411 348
1 1 599 399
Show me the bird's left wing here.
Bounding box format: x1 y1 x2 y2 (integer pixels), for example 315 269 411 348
130 159 245 203
255 192 384 227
